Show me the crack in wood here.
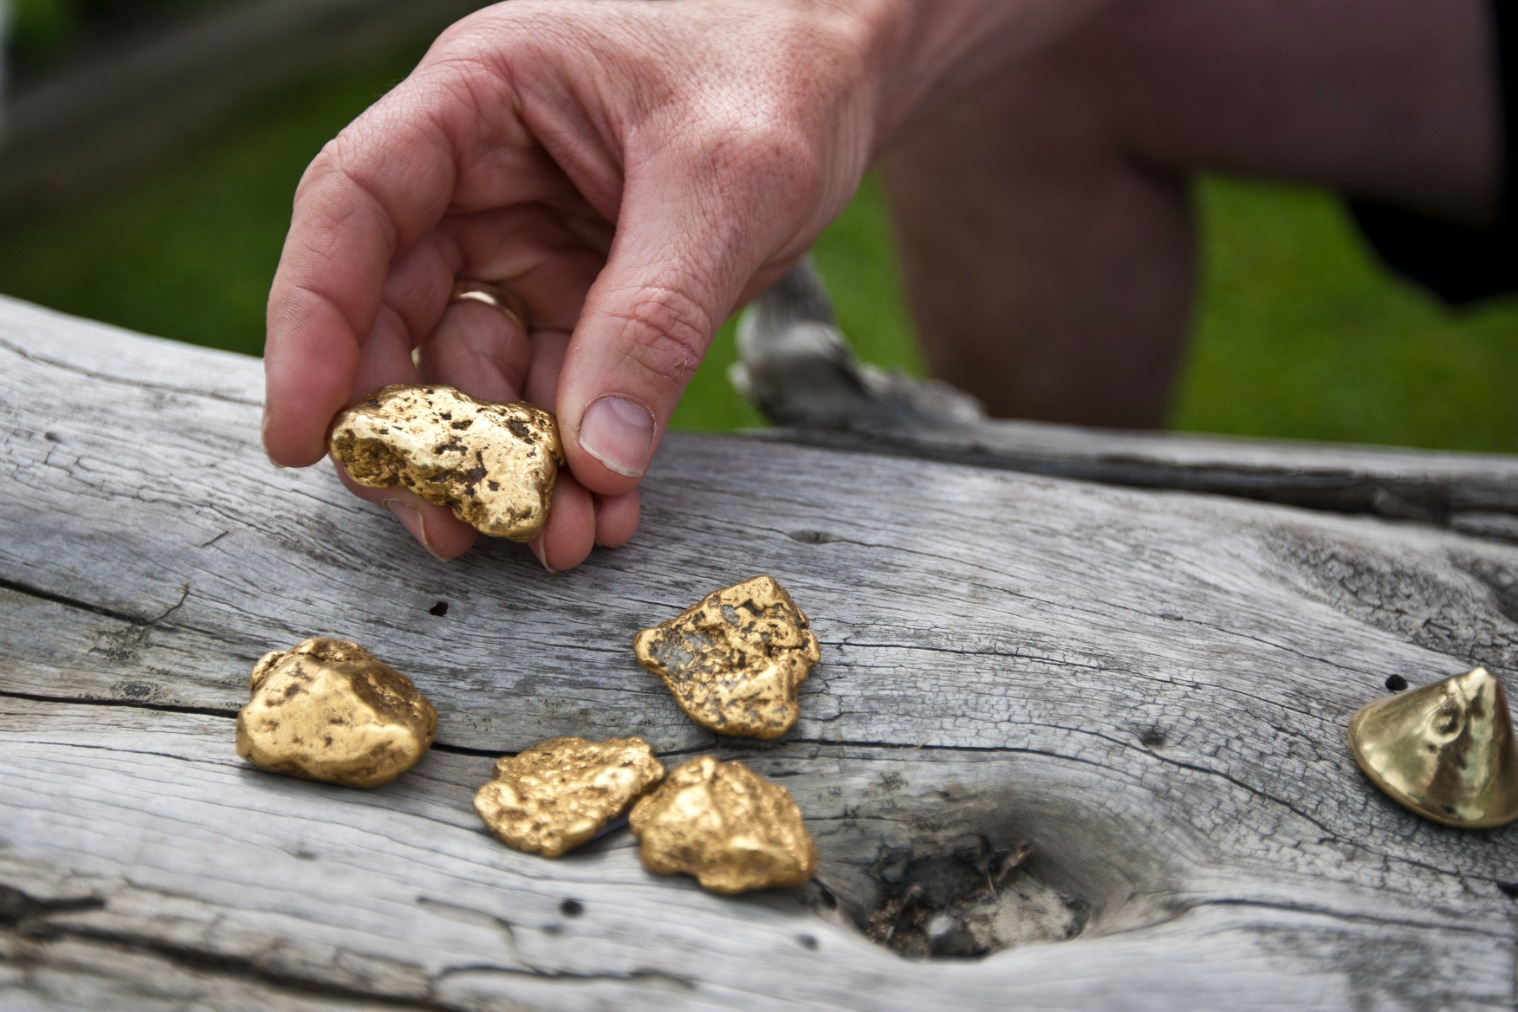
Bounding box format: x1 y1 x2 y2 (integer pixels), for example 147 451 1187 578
0 335 261 409
430 741 511 759
0 576 158 627
830 638 1108 670
7 920 456 1010
149 583 192 626
1177 896 1517 942
0 688 237 720
0 691 718 763
0 884 105 927
418 897 695 990
436 961 697 990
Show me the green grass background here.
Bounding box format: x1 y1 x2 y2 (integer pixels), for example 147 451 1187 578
3 41 1516 451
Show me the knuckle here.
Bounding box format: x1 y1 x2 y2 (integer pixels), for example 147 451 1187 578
292 135 346 204
292 85 452 242
701 116 827 222
605 285 713 386
295 131 392 232
747 122 821 184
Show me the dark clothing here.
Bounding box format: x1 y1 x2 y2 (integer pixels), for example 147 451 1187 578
1348 0 1518 304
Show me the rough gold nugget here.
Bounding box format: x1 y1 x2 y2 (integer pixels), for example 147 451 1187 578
634 575 820 739
329 384 563 540
630 756 818 894
474 737 666 857
235 637 437 789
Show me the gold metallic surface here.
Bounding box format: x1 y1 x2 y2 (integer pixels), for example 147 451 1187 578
1348 666 1518 828
329 384 563 540
235 637 437 789
633 575 820 739
451 279 530 332
474 737 666 857
629 756 818 894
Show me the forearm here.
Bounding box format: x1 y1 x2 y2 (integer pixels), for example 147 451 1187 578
839 0 1110 150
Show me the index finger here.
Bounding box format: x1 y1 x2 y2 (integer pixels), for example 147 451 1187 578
263 37 584 469
262 88 460 467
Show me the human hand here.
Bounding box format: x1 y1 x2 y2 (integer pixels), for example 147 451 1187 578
262 0 898 568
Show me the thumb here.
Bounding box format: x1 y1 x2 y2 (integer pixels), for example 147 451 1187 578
556 142 818 496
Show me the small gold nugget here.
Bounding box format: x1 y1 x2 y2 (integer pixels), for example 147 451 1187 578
1349 666 1518 828
235 637 437 789
474 737 666 857
633 575 820 739
329 384 563 540
629 756 818 895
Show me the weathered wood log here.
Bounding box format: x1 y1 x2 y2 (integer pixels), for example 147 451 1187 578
734 261 1518 539
1 293 1516 1009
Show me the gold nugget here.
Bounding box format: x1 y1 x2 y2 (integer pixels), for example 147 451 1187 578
634 575 820 739
329 384 563 540
235 637 437 789
629 756 818 894
1349 666 1518 828
474 737 666 857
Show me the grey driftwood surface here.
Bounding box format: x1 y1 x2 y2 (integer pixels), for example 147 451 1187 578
1 292 1516 1009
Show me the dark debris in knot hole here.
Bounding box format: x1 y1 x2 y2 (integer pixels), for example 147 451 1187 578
864 834 1089 959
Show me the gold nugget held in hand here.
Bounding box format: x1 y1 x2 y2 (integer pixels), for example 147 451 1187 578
235 637 437 789
474 737 666 857
329 384 563 540
629 756 818 895
634 575 820 739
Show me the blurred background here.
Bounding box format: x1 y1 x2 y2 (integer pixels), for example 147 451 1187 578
2 0 1516 449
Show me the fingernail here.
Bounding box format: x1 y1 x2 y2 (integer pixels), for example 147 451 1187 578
528 536 555 573
578 396 654 478
386 501 444 560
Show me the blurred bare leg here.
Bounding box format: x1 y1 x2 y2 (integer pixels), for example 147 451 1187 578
884 0 1498 427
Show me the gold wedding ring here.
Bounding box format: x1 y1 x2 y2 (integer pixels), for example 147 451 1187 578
451 279 530 332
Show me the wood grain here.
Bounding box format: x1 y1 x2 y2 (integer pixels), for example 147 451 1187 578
2 295 1515 1009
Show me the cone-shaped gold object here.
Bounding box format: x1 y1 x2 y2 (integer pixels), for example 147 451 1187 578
1348 667 1518 829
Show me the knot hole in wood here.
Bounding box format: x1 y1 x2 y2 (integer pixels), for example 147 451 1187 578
802 778 1188 962
858 832 1089 959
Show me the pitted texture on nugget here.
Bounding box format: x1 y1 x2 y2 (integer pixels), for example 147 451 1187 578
629 756 818 894
330 384 562 540
634 575 820 739
235 637 437 788
474 737 666 857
